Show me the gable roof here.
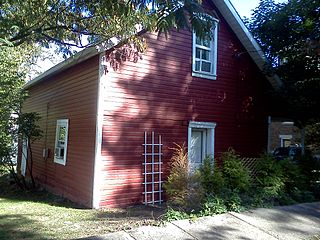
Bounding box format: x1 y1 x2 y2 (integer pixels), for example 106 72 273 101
24 0 282 89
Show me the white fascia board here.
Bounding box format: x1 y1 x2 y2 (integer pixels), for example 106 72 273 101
24 47 99 89
214 0 283 89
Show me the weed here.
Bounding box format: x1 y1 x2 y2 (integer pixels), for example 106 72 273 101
164 207 190 221
200 195 227 216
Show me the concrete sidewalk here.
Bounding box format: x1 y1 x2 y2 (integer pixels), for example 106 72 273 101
84 202 320 240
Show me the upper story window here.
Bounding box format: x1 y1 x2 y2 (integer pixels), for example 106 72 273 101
192 20 218 80
54 119 69 165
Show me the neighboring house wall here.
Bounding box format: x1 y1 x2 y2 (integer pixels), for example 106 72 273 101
270 121 301 151
22 56 99 207
96 1 270 207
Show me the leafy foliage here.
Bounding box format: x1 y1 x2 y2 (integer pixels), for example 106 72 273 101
198 157 225 195
247 0 320 127
164 147 319 221
164 207 191 221
200 195 227 216
164 143 203 212
305 123 320 152
0 45 31 170
254 154 285 201
254 153 318 205
18 112 43 188
0 0 217 53
0 45 42 189
220 149 251 192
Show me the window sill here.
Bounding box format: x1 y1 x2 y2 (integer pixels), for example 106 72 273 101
54 157 66 166
192 71 217 80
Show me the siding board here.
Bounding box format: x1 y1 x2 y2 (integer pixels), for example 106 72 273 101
98 0 270 207
22 56 99 207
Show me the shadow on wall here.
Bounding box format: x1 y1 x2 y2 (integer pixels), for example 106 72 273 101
100 30 194 207
99 25 270 206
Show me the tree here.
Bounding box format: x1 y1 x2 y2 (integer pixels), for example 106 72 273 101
18 112 43 188
0 44 41 187
248 0 320 128
0 0 216 55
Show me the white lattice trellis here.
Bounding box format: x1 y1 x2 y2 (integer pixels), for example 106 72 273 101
142 131 163 205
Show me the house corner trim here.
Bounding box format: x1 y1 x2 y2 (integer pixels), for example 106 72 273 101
92 52 106 209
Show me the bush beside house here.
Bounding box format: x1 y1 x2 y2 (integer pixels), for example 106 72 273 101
164 146 320 220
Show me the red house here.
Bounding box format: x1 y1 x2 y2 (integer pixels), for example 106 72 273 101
20 0 281 208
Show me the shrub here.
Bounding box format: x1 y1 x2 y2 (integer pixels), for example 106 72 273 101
164 146 318 221
198 157 224 195
164 143 203 212
255 154 285 201
223 190 243 212
221 149 251 192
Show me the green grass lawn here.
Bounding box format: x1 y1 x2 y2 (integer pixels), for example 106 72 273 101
0 170 164 240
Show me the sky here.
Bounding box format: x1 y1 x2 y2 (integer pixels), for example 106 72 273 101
230 0 260 18
230 0 287 18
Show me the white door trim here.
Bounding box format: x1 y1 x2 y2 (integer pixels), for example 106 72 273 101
188 121 217 171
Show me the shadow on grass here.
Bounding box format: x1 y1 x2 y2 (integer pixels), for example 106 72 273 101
0 214 50 240
93 204 166 221
0 173 85 209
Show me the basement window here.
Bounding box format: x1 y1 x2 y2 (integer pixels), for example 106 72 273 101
192 20 218 80
54 119 69 165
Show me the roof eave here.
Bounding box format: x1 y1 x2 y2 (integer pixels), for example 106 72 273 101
24 47 99 89
214 0 283 89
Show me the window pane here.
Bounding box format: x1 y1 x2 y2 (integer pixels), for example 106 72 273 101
196 36 201 45
201 61 211 73
190 131 203 164
196 48 201 58
58 126 66 141
201 50 210 60
203 37 210 47
195 61 200 71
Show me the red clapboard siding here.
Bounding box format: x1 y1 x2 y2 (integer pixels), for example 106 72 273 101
98 1 270 207
22 55 99 207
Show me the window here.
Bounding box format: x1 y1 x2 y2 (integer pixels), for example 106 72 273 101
279 134 292 147
192 20 218 80
188 121 216 171
54 119 69 165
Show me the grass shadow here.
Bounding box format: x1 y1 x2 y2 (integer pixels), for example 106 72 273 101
0 214 51 240
0 172 84 209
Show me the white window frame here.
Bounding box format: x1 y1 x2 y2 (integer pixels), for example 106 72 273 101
188 121 217 171
192 19 219 80
279 134 292 147
54 119 69 165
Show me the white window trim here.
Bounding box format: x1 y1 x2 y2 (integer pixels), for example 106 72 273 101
279 134 292 147
54 119 69 165
281 121 294 126
192 20 219 80
188 121 217 163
